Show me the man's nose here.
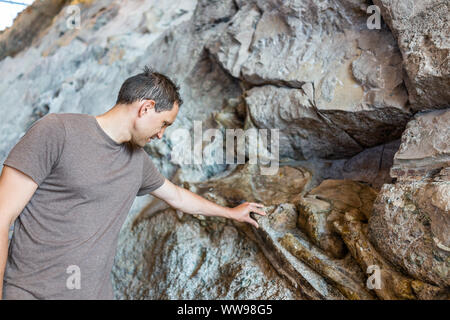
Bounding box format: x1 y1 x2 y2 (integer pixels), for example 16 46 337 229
157 128 166 139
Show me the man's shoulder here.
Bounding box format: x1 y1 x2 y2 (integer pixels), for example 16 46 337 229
43 112 94 131
48 112 90 122
37 112 89 124
27 113 65 135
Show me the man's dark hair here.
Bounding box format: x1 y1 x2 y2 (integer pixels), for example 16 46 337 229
116 65 183 112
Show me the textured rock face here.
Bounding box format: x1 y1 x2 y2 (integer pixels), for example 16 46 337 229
113 206 302 299
0 0 70 61
245 85 364 159
119 163 447 300
369 109 450 288
370 181 449 287
244 81 410 159
121 165 376 300
190 163 445 300
373 0 450 110
192 164 311 207
209 0 411 159
297 180 377 259
391 109 450 178
333 214 447 300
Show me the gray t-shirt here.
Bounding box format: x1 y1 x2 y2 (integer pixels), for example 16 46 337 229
2 112 165 299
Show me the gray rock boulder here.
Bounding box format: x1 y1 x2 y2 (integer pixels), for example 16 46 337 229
208 0 411 159
369 109 450 288
373 0 450 110
112 205 302 299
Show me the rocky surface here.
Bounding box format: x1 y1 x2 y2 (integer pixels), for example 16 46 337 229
118 162 447 300
117 164 364 300
296 180 377 259
373 0 450 111
0 0 70 61
333 214 448 299
0 0 449 300
113 204 304 299
369 109 450 288
390 109 450 178
212 0 412 160
370 181 449 288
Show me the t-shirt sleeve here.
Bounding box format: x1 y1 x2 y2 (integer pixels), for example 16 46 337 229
137 150 166 196
2 113 66 186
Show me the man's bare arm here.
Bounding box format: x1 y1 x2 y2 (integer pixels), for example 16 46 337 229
0 166 38 299
150 179 266 228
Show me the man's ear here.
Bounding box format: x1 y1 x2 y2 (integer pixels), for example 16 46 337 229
140 99 156 115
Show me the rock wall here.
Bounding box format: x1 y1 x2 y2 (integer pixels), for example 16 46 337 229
210 0 411 160
0 0 448 299
369 109 449 288
373 0 450 110
0 0 71 61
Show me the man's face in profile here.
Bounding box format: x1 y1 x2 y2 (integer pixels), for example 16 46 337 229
129 101 179 149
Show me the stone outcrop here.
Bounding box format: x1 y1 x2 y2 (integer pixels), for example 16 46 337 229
118 162 447 300
113 204 304 299
296 180 377 259
208 0 411 160
0 0 71 61
390 109 450 178
369 109 450 288
122 164 375 300
370 181 449 288
333 213 447 299
373 0 449 111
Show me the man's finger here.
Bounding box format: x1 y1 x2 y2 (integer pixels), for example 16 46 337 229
248 218 259 229
250 203 265 208
251 208 266 216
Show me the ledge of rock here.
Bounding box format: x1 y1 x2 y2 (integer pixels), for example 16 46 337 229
390 109 450 180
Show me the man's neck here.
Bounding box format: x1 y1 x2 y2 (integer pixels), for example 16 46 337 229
95 106 133 145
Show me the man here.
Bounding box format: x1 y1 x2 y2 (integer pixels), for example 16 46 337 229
0 66 266 300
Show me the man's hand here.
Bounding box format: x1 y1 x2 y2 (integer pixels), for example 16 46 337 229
227 202 266 229
150 179 267 228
